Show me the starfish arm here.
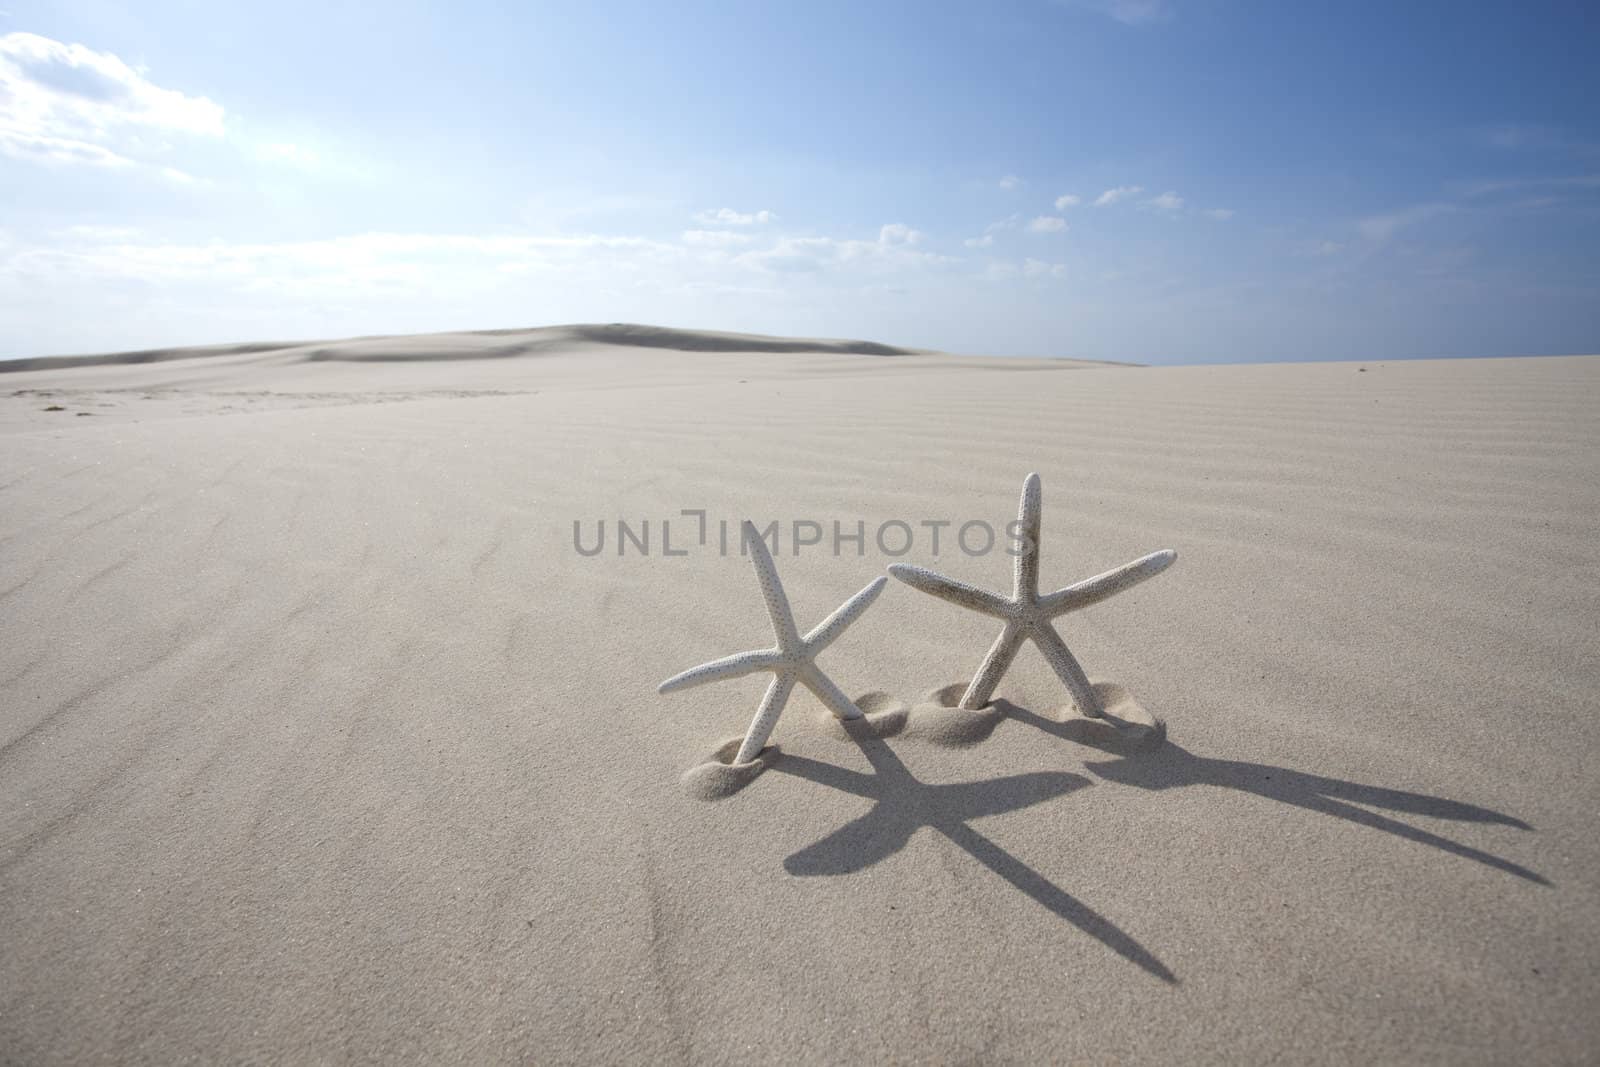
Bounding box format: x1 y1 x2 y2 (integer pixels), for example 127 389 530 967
1013 472 1043 601
887 564 1010 618
960 623 1026 709
1039 549 1177 617
742 520 801 650
1032 623 1102 716
800 664 865 721
657 649 779 694
734 670 797 764
803 575 888 652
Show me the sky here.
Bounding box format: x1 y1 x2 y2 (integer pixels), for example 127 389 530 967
1 1 1597 364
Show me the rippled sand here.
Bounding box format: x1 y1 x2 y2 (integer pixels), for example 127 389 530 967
2 328 1596 1063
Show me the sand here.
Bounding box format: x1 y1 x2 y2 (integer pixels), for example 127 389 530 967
2 326 1597 1063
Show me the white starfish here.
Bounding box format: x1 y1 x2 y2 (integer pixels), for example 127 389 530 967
890 473 1175 715
659 520 887 765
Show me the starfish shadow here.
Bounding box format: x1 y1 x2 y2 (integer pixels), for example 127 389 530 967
1043 730 1551 887
773 720 1178 983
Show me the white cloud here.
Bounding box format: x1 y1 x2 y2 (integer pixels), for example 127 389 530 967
1026 215 1067 233
964 234 994 248
978 257 1064 282
0 32 225 170
1358 203 1453 243
692 207 775 226
1145 191 1184 211
1094 185 1143 206
735 224 949 275
56 224 142 240
1061 1 1173 25
681 229 754 248
998 174 1022 190
257 141 320 168
1204 208 1235 220
878 222 923 245
6 230 684 298
1054 193 1081 210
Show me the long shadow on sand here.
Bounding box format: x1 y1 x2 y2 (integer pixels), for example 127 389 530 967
774 719 1177 983
992 700 1549 887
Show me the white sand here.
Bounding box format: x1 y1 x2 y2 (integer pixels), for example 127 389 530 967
2 326 1597 1063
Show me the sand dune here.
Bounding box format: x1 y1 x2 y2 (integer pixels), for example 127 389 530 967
0 322 941 374
1 330 1596 1063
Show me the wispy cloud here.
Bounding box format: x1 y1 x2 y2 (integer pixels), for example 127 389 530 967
1358 202 1454 243
877 222 923 245
256 141 319 168
1058 1 1174 26
979 257 1065 282
734 223 949 275
1145 191 1184 211
1054 193 1081 210
1094 184 1143 206
692 207 775 226
1204 208 1235 220
0 32 224 170
1455 173 1600 199
998 174 1023 191
1026 215 1067 233
4 229 693 303
1023 258 1065 278
963 214 1022 247
681 229 753 248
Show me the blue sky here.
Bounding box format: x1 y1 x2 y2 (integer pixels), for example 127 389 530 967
1 1 1596 363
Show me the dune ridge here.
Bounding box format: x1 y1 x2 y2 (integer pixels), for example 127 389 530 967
0 322 947 373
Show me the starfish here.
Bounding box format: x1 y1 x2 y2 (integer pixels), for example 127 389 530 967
659 520 887 765
889 473 1175 715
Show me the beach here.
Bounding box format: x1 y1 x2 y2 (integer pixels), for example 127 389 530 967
2 328 1597 1063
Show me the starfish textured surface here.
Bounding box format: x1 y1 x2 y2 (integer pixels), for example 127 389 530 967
659 520 888 765
890 473 1176 715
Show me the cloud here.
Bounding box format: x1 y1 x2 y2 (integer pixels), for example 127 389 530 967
1094 185 1143 206
1357 202 1454 243
877 222 923 245
1474 123 1571 152
735 224 950 275
681 229 754 248
964 214 1023 247
1058 1 1173 26
56 224 142 240
978 257 1065 282
1204 208 1235 220
1054 193 1081 210
1026 215 1067 233
1456 173 1600 199
1145 191 1184 212
0 32 224 170
6 230 684 298
692 207 775 226
998 174 1022 191
257 141 319 168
